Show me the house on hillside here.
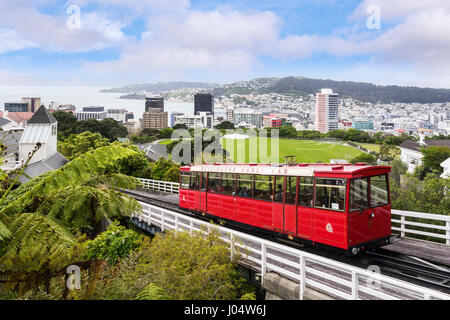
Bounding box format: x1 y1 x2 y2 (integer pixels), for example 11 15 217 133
399 135 450 173
0 105 69 182
441 158 450 178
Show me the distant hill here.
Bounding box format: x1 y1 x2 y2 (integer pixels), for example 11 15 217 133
214 76 450 104
102 77 450 104
101 81 219 94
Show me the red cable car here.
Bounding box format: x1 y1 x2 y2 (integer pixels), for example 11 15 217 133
179 163 393 255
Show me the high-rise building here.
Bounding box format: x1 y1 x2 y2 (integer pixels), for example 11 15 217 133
5 102 29 112
194 93 214 116
352 118 374 130
315 89 339 134
76 106 107 121
22 97 41 113
234 109 262 128
142 111 168 131
145 96 164 112
171 111 184 127
107 108 128 123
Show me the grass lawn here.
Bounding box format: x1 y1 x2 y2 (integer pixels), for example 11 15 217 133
221 138 365 163
355 143 381 153
159 139 173 145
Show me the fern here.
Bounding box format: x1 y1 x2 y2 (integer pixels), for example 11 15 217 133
136 283 171 300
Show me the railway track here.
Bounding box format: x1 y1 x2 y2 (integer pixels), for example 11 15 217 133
363 250 450 293
122 189 450 295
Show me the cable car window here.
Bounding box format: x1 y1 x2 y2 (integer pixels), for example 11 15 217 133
207 173 221 193
221 174 236 196
273 177 284 203
314 178 346 212
298 177 314 207
200 172 207 192
285 176 297 205
189 172 201 190
237 174 253 198
370 175 389 207
350 178 369 212
180 172 190 189
254 175 274 201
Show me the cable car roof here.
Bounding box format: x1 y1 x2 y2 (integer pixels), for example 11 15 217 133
182 163 391 177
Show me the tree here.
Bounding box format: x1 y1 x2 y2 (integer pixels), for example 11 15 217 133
52 111 77 139
421 146 450 176
350 153 377 165
215 121 235 130
159 128 174 139
59 131 110 160
90 229 255 300
279 125 297 138
390 159 408 184
84 221 141 265
74 118 128 142
172 123 188 130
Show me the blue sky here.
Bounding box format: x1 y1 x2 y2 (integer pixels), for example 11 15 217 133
1 0 449 88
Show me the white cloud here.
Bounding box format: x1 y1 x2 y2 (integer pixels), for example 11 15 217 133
86 7 280 78
0 28 35 54
0 1 125 53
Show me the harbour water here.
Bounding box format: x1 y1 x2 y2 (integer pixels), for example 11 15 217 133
0 86 194 119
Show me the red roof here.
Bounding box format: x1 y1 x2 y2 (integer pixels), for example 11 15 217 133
0 112 34 124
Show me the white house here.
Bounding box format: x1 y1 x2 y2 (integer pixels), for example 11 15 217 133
400 137 450 173
441 157 450 178
17 105 68 181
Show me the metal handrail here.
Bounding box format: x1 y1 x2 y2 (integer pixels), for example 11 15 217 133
135 201 450 300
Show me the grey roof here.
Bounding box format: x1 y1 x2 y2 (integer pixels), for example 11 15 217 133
399 140 422 152
27 105 57 124
0 130 22 160
400 140 450 152
425 140 450 148
0 117 11 127
19 152 68 183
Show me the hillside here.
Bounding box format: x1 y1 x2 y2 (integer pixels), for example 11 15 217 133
214 76 450 104
101 81 219 93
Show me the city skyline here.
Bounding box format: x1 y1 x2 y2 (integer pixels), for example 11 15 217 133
1 1 450 89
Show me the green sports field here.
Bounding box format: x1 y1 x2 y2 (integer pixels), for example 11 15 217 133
220 138 365 163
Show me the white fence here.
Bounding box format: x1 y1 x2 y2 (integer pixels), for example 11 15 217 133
135 201 450 300
137 178 179 194
136 178 450 246
391 210 450 245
